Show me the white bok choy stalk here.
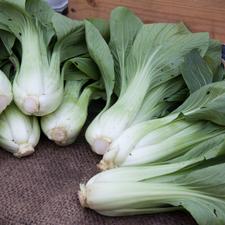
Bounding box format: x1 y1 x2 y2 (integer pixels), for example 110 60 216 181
0 70 12 114
0 30 16 114
85 7 210 155
100 119 225 169
79 156 225 225
99 50 225 169
0 103 40 157
41 56 104 146
115 122 225 167
0 0 85 116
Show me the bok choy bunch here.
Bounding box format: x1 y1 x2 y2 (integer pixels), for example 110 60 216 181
0 103 40 157
40 20 112 146
0 0 84 116
41 56 103 146
99 50 225 169
85 7 210 155
79 157 225 225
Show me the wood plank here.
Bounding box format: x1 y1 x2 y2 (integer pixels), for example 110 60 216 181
68 0 225 42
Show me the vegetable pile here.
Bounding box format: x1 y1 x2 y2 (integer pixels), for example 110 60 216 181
0 1 225 224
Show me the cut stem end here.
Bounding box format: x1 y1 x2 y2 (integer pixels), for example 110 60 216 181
78 184 88 208
50 127 68 144
14 143 35 158
92 137 112 155
97 159 115 171
23 96 39 114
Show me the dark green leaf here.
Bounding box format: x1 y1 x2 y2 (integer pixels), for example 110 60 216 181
181 50 213 93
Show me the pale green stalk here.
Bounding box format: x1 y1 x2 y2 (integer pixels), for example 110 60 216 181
122 123 225 166
13 21 64 116
100 119 225 168
99 113 178 170
0 103 40 157
79 160 225 225
0 70 12 114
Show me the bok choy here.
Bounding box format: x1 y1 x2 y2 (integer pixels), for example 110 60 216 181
40 20 112 146
99 50 225 169
85 7 210 155
0 103 40 157
0 0 84 116
41 56 103 146
41 81 94 145
79 157 225 225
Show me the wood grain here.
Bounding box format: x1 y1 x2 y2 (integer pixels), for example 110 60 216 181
68 0 225 42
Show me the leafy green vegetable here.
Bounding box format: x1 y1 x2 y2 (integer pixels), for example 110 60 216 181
41 81 92 145
0 103 40 157
0 0 85 116
180 50 213 93
41 55 103 146
119 121 225 166
84 20 115 109
79 157 225 225
100 50 225 169
204 39 222 76
88 18 109 42
109 7 143 96
85 7 210 155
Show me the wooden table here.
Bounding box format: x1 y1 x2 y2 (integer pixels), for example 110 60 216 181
68 0 225 43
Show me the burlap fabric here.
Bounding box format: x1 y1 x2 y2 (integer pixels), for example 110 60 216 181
0 102 197 225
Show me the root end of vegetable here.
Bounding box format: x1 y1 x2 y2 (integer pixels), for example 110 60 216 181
97 159 114 171
23 96 39 114
50 127 68 143
78 184 88 208
14 144 35 158
92 137 111 155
